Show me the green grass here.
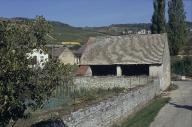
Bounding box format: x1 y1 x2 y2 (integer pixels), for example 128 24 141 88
118 97 170 127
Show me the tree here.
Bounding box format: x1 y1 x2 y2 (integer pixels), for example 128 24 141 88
151 0 158 34
0 20 30 126
157 0 166 33
168 0 187 55
151 0 166 34
0 16 71 126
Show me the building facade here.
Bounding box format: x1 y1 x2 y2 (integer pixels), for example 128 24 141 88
27 49 49 68
78 34 170 91
47 45 79 65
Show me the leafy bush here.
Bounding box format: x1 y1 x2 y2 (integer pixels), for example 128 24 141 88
0 16 73 126
171 57 192 76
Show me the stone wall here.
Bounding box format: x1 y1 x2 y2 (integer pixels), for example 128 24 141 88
149 65 161 77
74 76 153 90
161 36 171 90
59 50 77 65
63 79 160 127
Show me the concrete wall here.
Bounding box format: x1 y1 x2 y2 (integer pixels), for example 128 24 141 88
74 76 153 90
63 79 160 127
161 38 171 90
149 38 171 91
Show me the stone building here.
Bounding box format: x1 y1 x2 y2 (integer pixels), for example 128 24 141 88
47 45 78 65
78 34 170 91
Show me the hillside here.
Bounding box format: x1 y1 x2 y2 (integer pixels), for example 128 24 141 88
0 17 152 44
0 17 191 46
49 21 192 45
49 21 153 44
0 17 105 44
49 21 106 44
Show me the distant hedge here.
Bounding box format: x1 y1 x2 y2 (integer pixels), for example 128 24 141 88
171 57 192 76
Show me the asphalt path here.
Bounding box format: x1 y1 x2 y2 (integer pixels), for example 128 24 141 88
150 81 192 127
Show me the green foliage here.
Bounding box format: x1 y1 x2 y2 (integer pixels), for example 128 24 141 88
32 16 51 47
151 0 158 34
151 0 166 34
0 20 33 126
168 0 187 55
157 0 166 33
0 16 72 126
171 57 192 76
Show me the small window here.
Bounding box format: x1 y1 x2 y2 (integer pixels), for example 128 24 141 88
40 56 44 59
31 56 37 65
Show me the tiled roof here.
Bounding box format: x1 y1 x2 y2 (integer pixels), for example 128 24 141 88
80 34 168 65
74 37 96 56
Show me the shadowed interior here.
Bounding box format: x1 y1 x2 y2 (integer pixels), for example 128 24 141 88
121 64 149 76
90 65 116 76
90 65 149 76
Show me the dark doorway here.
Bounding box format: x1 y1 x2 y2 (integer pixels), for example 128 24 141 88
121 64 149 76
90 65 116 76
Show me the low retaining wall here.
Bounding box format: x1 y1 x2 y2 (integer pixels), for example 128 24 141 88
74 76 153 90
63 79 160 127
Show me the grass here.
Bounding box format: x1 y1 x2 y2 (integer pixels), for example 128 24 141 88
116 97 170 127
69 87 127 110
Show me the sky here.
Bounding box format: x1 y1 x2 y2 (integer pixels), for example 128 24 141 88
0 0 191 27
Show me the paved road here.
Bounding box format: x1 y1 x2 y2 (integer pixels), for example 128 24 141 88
150 81 192 127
